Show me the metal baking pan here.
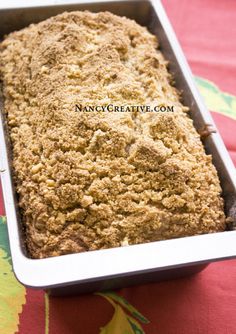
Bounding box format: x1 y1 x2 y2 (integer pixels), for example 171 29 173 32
0 0 236 296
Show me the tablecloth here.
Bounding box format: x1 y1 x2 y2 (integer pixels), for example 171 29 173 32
0 0 236 333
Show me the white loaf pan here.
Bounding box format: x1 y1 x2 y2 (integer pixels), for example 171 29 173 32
0 0 236 296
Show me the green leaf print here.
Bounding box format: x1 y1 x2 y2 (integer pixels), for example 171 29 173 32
0 216 26 334
194 76 236 120
97 292 149 334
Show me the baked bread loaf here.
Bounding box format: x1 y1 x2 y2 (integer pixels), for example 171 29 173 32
0 11 225 258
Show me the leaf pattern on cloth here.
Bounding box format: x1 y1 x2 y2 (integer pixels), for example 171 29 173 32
97 292 149 334
195 76 236 119
0 216 26 334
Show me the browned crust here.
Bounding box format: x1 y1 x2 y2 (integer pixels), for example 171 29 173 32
0 11 225 258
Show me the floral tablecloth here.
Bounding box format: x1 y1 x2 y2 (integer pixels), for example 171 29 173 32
1 0 236 333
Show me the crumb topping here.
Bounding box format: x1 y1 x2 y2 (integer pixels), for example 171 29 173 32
0 11 225 258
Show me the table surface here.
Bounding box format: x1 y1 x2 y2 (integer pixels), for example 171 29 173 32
0 0 236 333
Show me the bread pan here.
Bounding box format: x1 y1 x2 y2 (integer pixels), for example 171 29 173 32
0 0 236 296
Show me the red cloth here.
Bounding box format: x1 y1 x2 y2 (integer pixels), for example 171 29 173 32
1 1 236 333
164 0 236 96
18 264 236 334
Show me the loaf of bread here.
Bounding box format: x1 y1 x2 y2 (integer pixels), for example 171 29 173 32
0 11 225 258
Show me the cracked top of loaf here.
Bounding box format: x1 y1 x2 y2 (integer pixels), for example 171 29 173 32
0 10 225 258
